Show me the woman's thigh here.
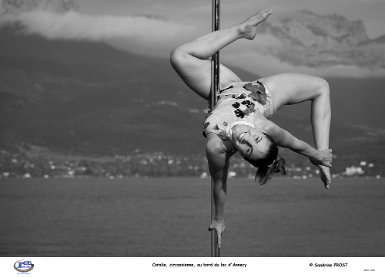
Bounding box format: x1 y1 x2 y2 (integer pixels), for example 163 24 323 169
259 73 328 112
171 51 242 100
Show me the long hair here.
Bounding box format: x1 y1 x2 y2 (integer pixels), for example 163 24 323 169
242 143 287 185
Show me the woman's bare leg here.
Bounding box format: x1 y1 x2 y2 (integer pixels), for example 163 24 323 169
170 9 273 99
262 73 332 187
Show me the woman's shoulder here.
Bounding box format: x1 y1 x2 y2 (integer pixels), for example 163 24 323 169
205 134 235 168
205 134 235 156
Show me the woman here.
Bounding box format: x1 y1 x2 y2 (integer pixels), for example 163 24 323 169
170 9 332 246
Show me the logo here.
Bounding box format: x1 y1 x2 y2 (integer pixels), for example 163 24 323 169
14 260 34 273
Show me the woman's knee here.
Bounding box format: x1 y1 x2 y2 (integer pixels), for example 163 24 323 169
170 47 188 69
317 78 330 98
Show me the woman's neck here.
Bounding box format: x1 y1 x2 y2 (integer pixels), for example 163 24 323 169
252 117 269 133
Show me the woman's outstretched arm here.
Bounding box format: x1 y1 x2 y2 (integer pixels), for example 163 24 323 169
206 136 230 247
266 121 332 165
264 120 332 188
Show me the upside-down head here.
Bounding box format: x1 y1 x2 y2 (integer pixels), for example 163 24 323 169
230 124 286 184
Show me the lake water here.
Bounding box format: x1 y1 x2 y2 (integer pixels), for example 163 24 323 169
0 177 384 257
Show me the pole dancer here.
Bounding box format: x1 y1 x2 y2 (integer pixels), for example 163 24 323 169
170 8 332 253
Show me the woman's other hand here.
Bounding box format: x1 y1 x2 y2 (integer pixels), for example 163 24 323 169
309 149 333 167
309 149 332 189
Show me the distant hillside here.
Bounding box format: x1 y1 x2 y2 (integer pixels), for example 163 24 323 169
0 25 204 155
0 21 384 173
259 10 385 68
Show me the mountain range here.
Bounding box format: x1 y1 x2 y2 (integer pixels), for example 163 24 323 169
259 10 385 69
0 9 384 174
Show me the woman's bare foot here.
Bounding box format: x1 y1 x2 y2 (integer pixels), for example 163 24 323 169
319 165 331 189
238 9 273 40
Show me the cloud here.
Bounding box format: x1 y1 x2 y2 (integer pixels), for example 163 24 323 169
223 41 385 78
1 4 383 78
0 9 195 43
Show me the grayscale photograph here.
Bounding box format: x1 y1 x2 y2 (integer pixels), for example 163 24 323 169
0 0 384 261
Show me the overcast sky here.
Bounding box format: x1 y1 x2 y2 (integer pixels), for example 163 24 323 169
76 0 385 38
2 0 385 77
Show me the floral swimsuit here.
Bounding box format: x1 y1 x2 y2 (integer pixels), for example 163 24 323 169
203 80 273 138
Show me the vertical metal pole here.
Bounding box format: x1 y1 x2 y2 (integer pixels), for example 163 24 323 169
210 0 220 257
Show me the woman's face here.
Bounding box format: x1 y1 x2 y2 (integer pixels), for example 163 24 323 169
230 124 271 160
